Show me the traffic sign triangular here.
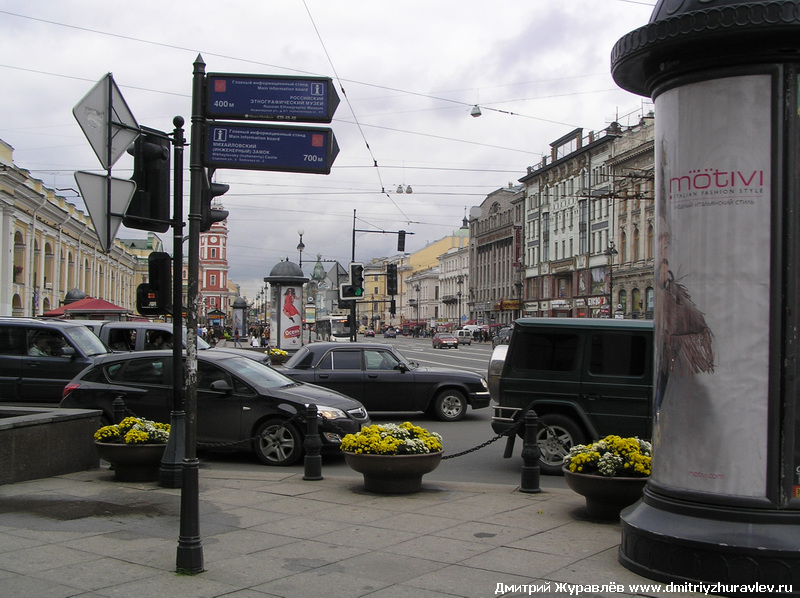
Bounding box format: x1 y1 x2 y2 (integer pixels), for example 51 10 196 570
74 171 136 252
73 74 140 169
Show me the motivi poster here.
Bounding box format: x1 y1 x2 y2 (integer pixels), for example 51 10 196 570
652 74 771 499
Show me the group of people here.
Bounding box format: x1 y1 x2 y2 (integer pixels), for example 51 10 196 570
472 328 492 343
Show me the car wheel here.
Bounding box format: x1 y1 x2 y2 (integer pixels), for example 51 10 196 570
432 389 467 421
534 414 586 475
254 419 303 466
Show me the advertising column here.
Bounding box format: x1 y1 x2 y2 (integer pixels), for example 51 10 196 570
653 74 772 499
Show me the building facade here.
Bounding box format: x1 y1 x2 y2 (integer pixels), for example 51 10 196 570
520 125 619 318
468 184 525 327
198 203 235 323
0 140 141 316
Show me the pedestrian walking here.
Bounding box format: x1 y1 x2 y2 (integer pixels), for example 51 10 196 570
234 327 242 347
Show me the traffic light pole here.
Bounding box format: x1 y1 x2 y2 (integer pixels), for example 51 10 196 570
158 117 186 490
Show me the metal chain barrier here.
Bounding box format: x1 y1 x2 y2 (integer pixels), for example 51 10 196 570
442 413 528 460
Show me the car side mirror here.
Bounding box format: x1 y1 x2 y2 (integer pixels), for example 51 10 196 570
396 362 409 373
61 346 76 358
210 379 232 394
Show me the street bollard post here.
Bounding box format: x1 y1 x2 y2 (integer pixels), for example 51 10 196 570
519 410 541 493
113 396 126 424
303 404 323 480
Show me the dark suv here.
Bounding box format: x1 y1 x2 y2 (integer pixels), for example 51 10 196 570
489 318 653 474
0 317 110 402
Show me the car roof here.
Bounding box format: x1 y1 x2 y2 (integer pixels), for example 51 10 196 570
304 341 394 350
514 317 653 331
2 317 91 329
89 348 243 365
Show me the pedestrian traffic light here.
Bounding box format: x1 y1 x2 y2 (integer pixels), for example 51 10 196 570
136 251 172 315
124 129 171 233
397 230 406 252
201 170 229 232
386 263 398 295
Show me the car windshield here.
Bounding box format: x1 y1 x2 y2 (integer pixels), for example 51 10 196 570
217 355 301 389
65 326 110 356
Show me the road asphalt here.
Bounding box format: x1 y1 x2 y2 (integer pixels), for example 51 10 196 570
0 461 709 598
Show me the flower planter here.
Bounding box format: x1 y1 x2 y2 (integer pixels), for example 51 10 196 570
563 468 648 520
95 442 166 482
344 452 442 493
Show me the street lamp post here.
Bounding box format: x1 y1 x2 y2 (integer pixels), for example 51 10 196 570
456 275 463 327
414 284 420 334
297 229 305 267
604 242 618 318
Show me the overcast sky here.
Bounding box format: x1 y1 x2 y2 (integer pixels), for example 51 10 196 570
0 0 656 298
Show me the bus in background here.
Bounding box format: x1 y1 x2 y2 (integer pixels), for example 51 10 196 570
315 315 351 342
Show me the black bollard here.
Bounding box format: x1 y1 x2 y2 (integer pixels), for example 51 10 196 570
303 404 323 480
113 396 126 424
519 410 541 493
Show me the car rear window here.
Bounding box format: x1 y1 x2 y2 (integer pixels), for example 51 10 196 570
318 350 361 370
511 332 578 372
107 356 170 385
588 333 648 377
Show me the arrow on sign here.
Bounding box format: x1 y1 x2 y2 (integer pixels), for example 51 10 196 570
73 73 140 169
74 171 136 253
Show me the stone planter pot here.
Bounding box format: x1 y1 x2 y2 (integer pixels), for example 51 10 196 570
344 452 442 493
95 442 166 482
563 468 648 520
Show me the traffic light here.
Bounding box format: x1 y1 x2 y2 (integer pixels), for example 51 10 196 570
124 129 171 233
350 263 364 296
397 230 406 252
136 251 172 315
390 298 396 316
386 263 398 295
201 170 230 232
339 263 365 299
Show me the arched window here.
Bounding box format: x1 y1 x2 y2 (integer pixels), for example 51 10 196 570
632 288 642 314
13 230 25 284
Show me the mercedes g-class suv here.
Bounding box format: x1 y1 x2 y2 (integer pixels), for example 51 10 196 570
489 318 654 474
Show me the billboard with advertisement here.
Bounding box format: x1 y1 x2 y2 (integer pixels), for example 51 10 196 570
652 73 771 500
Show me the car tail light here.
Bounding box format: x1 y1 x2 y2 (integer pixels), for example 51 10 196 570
62 382 80 400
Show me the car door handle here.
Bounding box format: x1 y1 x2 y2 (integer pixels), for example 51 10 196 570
318 374 329 379
243 406 250 411
368 373 378 379
583 393 601 401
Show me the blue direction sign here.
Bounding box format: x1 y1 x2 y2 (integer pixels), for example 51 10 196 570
205 122 339 174
206 74 339 123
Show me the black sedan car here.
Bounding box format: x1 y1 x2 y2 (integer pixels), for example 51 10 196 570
60 350 370 466
279 342 491 421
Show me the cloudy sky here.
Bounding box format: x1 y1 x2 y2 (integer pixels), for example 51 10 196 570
0 0 656 298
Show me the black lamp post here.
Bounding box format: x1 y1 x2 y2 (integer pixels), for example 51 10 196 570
604 243 618 318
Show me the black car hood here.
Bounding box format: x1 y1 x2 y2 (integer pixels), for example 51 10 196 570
272 381 365 410
410 365 483 381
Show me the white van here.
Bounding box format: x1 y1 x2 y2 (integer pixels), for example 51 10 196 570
455 329 473 345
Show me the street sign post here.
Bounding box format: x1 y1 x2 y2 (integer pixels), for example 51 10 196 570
205 122 339 174
205 74 339 123
74 171 136 252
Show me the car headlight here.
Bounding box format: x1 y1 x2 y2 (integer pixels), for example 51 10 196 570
480 378 488 389
315 405 347 420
